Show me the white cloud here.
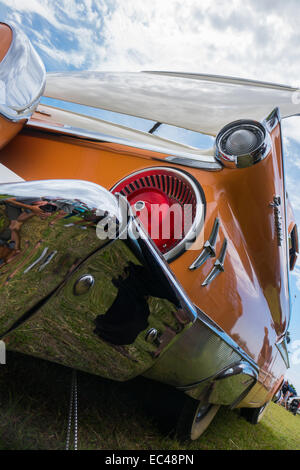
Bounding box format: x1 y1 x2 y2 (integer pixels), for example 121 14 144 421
282 118 300 147
292 265 300 292
0 0 300 83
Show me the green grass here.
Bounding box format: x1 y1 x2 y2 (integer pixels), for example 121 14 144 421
0 351 299 450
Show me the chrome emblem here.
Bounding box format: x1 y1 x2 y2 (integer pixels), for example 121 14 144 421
270 195 283 246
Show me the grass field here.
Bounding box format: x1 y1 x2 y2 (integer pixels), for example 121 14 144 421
0 351 299 450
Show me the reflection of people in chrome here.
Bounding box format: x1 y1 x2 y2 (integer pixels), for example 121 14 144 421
278 380 289 406
0 198 52 267
258 327 273 369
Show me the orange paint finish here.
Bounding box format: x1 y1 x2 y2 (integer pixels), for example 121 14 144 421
0 122 291 398
0 117 24 151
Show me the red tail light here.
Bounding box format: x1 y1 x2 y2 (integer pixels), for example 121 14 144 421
111 167 204 261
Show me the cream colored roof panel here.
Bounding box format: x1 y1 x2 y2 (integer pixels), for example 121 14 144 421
44 71 300 136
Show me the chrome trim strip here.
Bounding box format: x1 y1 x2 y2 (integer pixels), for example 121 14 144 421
276 336 290 368
26 121 222 171
0 23 46 122
189 218 219 270
164 156 221 171
276 107 293 335
215 361 258 381
177 359 258 408
264 107 280 132
144 71 297 92
215 361 258 409
202 238 227 286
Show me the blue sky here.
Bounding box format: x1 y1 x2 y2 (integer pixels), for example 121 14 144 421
1 0 300 392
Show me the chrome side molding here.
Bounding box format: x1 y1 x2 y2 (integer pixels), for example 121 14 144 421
27 120 222 172
189 218 220 270
276 336 290 368
209 361 258 408
202 238 227 286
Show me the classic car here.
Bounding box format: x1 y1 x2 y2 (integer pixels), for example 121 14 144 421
0 21 299 441
286 395 300 414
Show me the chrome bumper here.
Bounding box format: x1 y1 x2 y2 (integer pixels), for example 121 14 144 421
0 179 258 406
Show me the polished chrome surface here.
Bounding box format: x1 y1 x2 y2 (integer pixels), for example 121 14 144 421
264 107 280 132
164 156 221 171
276 336 290 368
73 274 95 296
215 120 271 168
144 306 260 401
111 166 206 262
189 218 219 270
45 71 300 137
27 121 222 171
0 23 45 122
0 179 120 336
145 328 159 343
202 239 227 286
0 179 199 380
208 361 258 407
3 233 194 379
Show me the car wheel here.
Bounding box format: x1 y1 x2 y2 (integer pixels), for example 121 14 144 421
176 396 220 441
240 402 268 424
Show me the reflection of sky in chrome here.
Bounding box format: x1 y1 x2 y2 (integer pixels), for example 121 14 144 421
0 0 299 392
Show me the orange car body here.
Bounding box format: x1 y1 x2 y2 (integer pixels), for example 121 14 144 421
0 21 298 417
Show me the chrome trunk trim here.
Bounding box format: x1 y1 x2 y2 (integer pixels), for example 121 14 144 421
26 121 222 171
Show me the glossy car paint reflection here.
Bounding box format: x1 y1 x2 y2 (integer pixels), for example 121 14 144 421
0 125 286 406
0 108 294 406
0 179 120 335
0 22 46 150
3 232 195 380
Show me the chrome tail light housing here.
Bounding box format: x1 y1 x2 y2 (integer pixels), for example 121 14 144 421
215 119 271 168
111 167 205 261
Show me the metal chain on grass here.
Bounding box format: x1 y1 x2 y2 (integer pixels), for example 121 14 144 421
66 369 78 450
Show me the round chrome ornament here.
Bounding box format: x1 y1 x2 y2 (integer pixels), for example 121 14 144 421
215 120 271 169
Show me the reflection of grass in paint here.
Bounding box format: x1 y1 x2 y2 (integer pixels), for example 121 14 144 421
6 239 179 382
0 207 103 333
